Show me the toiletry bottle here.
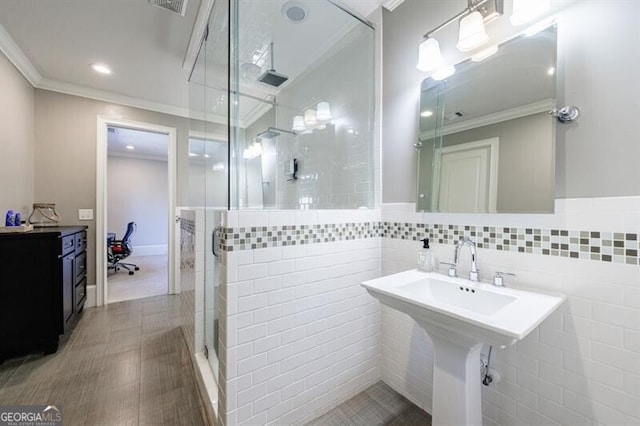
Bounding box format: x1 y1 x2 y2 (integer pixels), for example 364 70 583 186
417 238 435 272
14 212 21 226
5 210 14 227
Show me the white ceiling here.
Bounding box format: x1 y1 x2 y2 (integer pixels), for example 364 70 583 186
0 0 386 122
107 126 169 160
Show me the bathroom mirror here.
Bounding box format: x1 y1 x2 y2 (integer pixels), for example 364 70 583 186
417 25 557 213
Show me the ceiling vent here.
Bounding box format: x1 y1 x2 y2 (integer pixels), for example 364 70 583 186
149 0 189 16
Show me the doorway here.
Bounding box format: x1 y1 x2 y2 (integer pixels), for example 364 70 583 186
96 116 178 307
106 126 169 303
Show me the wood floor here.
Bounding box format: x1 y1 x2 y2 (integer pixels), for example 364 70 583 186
0 295 206 426
306 381 432 426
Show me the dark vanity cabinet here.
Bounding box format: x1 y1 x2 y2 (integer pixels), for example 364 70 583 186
0 226 87 363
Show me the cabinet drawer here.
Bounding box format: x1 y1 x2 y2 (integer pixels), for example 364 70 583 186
75 277 86 309
74 231 86 255
61 235 75 255
75 251 86 278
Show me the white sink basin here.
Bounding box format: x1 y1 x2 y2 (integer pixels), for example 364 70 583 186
362 269 565 426
362 269 565 348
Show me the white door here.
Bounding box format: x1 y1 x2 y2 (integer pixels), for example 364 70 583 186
433 138 499 213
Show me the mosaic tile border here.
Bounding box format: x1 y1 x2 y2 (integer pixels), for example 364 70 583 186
220 222 383 251
383 222 639 266
220 221 639 266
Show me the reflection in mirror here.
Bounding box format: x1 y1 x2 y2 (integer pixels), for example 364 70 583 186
417 25 557 214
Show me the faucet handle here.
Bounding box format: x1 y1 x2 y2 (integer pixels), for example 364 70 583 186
440 262 457 277
493 272 516 287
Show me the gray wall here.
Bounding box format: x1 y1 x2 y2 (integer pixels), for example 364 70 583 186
34 89 193 287
0 51 34 217
445 113 554 213
383 0 640 203
107 155 168 247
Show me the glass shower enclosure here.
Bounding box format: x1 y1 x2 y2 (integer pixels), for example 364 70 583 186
187 0 375 412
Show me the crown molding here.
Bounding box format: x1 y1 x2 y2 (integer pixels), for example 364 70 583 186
37 77 194 119
420 98 555 140
382 0 405 12
0 24 42 86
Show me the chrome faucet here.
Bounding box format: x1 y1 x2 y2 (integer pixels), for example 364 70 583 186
454 237 480 282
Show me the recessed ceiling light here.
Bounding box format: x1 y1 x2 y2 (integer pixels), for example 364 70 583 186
126 145 135 150
91 63 112 75
421 110 434 117
204 154 211 158
188 152 198 157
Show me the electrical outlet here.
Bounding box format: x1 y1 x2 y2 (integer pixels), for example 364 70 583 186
78 209 94 220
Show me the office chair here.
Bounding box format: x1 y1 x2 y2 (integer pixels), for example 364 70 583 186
107 221 140 276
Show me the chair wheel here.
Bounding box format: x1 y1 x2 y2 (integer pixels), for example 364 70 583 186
128 271 134 275
134 267 140 271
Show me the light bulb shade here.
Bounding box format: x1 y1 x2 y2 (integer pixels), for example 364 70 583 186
471 45 498 62
316 101 332 121
432 65 456 81
456 11 489 52
304 109 317 126
510 0 551 26
292 115 305 131
417 38 443 72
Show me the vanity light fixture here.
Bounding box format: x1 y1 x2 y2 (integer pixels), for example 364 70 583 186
125 145 135 150
292 115 306 132
417 0 503 78
242 141 262 160
456 11 489 51
471 45 498 62
91 63 112 75
304 109 317 127
316 101 332 121
510 0 550 26
417 38 444 72
432 65 456 81
293 101 333 133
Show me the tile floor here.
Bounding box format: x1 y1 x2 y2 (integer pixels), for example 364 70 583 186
306 381 432 426
0 295 206 426
0 292 430 426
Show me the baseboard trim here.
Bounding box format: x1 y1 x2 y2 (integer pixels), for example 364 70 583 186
86 284 97 308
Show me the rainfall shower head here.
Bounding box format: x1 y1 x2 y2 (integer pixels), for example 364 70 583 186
257 127 297 139
258 70 289 87
258 42 289 87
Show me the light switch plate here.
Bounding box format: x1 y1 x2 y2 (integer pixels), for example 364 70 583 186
78 209 94 220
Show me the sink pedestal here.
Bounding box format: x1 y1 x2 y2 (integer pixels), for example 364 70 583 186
420 323 484 426
361 270 566 426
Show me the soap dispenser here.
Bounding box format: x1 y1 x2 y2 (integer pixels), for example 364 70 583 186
417 238 437 272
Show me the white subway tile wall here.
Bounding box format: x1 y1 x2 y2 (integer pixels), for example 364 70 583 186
381 198 640 426
210 197 639 425
218 210 382 425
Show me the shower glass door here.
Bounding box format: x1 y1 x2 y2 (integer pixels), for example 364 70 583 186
187 0 230 382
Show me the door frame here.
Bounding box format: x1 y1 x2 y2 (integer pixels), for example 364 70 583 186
96 115 178 307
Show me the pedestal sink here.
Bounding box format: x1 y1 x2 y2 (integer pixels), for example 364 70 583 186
362 269 565 426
